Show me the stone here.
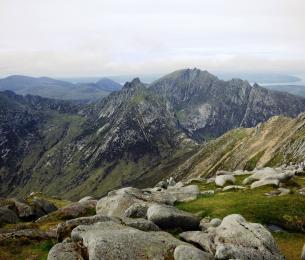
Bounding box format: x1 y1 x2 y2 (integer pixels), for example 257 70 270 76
121 217 160 231
222 185 246 191
32 197 58 214
124 203 148 218
200 190 214 196
37 200 96 223
278 187 291 196
168 177 176 186
166 185 200 202
199 217 211 231
155 180 168 189
0 206 19 225
215 175 235 187
8 198 35 220
251 179 280 189
71 221 187 260
174 245 214 260
47 242 85 260
210 218 222 227
56 214 119 241
179 231 215 254
147 204 199 230
78 196 94 203
96 193 144 218
214 214 283 259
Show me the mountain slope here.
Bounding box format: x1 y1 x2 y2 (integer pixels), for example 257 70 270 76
150 68 305 140
172 113 305 180
0 79 196 199
0 75 120 101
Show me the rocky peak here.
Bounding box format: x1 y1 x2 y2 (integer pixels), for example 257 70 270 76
123 78 143 89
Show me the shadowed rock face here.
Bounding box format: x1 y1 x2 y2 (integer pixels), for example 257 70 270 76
150 68 305 140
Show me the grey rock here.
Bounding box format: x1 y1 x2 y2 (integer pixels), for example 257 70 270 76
147 204 199 230
215 175 235 187
47 242 84 260
200 190 215 196
96 193 144 218
155 180 169 189
251 179 280 189
0 229 53 242
121 217 160 231
78 196 94 203
71 221 187 260
32 197 58 214
124 203 148 218
0 206 19 225
179 231 215 254
222 185 246 191
278 187 291 196
214 214 283 259
56 214 118 242
174 245 214 260
166 185 200 202
210 218 222 227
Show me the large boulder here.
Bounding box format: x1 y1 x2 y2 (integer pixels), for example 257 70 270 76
174 245 214 260
215 175 235 187
47 241 85 260
96 193 144 218
166 185 200 202
70 221 187 260
32 197 58 215
215 214 283 259
8 198 35 220
180 214 283 259
37 200 96 223
243 168 295 185
56 214 119 242
0 206 19 225
147 204 199 230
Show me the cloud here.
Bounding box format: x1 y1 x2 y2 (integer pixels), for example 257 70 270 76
0 0 304 76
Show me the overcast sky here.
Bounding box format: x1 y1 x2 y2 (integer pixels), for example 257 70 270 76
0 0 304 77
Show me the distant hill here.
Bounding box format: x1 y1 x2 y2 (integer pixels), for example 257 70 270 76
0 75 122 101
262 84 305 98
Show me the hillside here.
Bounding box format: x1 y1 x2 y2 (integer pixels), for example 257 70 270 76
0 75 121 101
173 113 305 180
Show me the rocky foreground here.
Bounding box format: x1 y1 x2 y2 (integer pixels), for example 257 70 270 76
2 164 305 259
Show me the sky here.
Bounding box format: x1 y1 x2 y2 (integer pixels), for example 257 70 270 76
0 0 305 77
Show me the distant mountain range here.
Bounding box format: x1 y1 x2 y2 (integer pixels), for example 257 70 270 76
1 68 305 199
0 75 122 101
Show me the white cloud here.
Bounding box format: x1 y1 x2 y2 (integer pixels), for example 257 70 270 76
0 0 304 76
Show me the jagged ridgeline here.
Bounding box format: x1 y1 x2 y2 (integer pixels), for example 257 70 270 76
1 68 305 199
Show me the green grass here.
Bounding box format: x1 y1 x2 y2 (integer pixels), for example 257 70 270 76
177 187 305 232
0 239 55 260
